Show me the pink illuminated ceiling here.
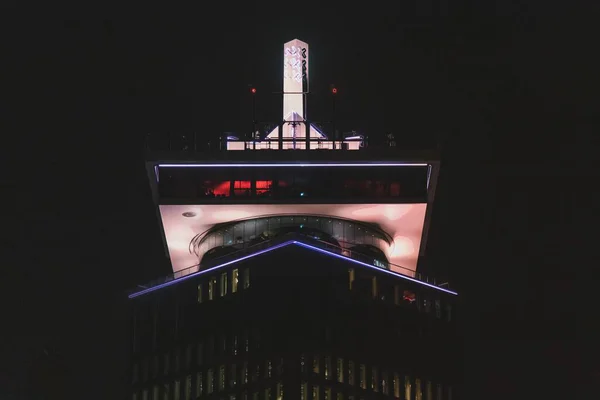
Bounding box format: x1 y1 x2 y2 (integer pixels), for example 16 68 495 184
160 204 427 277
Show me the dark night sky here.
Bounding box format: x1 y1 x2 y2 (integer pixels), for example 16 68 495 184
3 6 593 399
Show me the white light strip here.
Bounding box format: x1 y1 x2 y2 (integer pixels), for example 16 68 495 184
129 240 457 299
158 163 428 168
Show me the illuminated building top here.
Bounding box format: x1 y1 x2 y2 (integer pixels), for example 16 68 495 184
228 39 354 151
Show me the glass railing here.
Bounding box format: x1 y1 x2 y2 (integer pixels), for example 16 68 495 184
132 232 451 294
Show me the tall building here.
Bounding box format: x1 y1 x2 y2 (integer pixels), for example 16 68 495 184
129 39 458 400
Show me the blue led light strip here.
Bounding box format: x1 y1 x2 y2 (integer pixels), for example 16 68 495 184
129 240 458 299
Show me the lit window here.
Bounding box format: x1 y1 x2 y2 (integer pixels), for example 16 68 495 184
324 356 331 379
253 364 260 382
243 269 250 289
266 360 272 378
371 277 378 298
359 364 366 389
324 387 331 400
265 387 271 400
142 389 148 400
371 367 378 392
219 365 226 390
232 269 239 293
220 272 228 296
244 330 250 352
393 373 400 398
174 380 180 400
197 283 203 303
336 394 343 400
252 392 259 400
381 370 388 394
348 268 355 290
336 358 343 382
415 378 422 400
207 369 214 393
301 383 308 400
196 372 203 396
209 277 216 300
132 392 138 400
185 376 191 400
312 385 319 400
153 386 159 400
313 355 320 373
348 361 355 386
426 381 432 400
276 382 283 399
405 376 411 400
435 300 441 318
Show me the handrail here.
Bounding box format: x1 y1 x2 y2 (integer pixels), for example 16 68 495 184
132 232 451 294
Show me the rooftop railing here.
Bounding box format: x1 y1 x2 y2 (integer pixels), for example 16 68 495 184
131 232 453 297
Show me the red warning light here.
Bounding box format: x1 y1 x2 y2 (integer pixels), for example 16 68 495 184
332 87 338 94
251 88 257 94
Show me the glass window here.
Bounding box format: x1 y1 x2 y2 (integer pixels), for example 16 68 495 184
405 376 411 400
232 269 239 293
230 364 237 387
243 269 250 289
153 386 159 400
209 277 216 300
266 360 272 378
359 364 366 389
348 361 355 386
197 283 203 303
371 367 378 392
336 358 343 382
381 370 388 394
312 385 319 400
265 387 271 400
348 268 354 290
196 372 203 396
415 378 422 400
324 387 331 400
164 352 170 375
243 362 248 383
301 383 308 400
312 355 320 374
219 365 226 390
132 363 138 383
207 369 214 393
173 380 180 400
185 345 191 369
184 376 191 400
371 277 378 299
394 285 401 305
220 272 228 296
162 384 170 400
324 356 331 380
426 381 432 400
276 382 283 399
394 373 400 398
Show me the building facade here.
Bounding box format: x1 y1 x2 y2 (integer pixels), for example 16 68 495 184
129 39 458 400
